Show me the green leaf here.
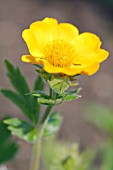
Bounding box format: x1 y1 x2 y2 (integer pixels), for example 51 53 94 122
0 118 18 164
63 93 80 101
4 59 30 94
62 89 81 101
88 105 113 136
33 75 44 91
1 60 45 124
4 118 38 143
43 112 62 137
57 88 81 101
31 91 49 98
48 76 71 94
33 75 45 123
1 89 33 119
38 97 63 105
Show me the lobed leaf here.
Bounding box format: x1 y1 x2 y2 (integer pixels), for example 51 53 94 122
38 97 63 105
4 118 38 143
1 60 45 124
1 89 33 120
0 118 18 164
57 88 81 101
4 59 30 94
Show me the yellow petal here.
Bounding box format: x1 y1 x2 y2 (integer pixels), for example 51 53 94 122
74 49 109 66
30 18 58 43
21 55 43 64
81 63 100 75
42 17 58 26
43 61 85 76
43 62 99 76
22 30 44 57
22 18 109 77
21 55 100 76
22 18 59 57
61 65 83 76
73 32 102 56
58 23 79 42
62 63 99 76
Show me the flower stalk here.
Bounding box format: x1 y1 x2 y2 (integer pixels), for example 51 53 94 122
30 87 55 170
30 138 41 170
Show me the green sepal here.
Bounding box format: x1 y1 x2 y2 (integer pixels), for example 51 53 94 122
36 69 52 81
4 118 38 143
31 90 62 105
57 88 81 101
48 76 71 94
33 64 42 69
43 111 62 137
38 97 63 105
31 90 49 98
0 118 18 164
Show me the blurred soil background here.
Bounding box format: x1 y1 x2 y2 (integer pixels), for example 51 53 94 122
0 0 113 169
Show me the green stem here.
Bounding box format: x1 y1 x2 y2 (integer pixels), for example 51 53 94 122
30 87 56 170
30 138 41 170
30 107 52 170
41 86 54 123
41 105 53 123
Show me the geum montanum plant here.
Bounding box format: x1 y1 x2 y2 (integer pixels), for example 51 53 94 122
1 17 109 170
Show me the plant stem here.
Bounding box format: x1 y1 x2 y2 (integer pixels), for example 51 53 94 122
41 105 53 123
30 138 41 170
30 104 53 170
30 87 55 170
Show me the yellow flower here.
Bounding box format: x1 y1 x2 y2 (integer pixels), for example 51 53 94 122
21 17 109 76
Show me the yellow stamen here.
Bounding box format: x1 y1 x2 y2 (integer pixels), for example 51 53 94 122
44 40 76 68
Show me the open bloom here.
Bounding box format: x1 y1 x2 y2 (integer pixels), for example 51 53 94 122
22 17 109 76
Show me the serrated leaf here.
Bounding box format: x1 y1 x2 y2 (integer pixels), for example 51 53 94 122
57 88 81 101
4 59 30 94
2 60 45 124
43 112 62 137
4 118 38 143
0 118 18 164
1 89 33 119
33 75 44 91
63 93 81 101
48 76 71 94
31 91 49 98
38 97 63 105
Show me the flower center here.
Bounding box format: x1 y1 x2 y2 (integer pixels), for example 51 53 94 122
43 40 75 68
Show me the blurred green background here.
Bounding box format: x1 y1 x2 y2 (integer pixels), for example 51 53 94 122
0 0 113 169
